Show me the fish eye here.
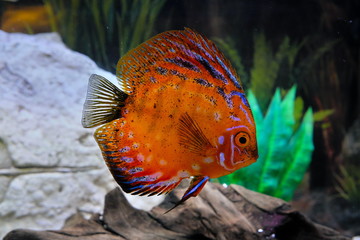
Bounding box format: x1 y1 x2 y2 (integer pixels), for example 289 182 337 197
234 132 250 147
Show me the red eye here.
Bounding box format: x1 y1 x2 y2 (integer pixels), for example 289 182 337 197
234 132 250 147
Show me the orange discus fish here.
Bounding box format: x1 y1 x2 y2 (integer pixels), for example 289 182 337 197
82 28 258 211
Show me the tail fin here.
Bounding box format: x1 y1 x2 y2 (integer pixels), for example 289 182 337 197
82 74 128 128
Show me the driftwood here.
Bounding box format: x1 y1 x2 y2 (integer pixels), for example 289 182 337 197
4 182 350 240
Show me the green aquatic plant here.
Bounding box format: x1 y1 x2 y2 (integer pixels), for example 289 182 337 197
43 0 166 71
213 37 249 88
250 32 301 112
116 0 166 57
215 32 303 112
221 32 344 194
335 164 360 207
215 86 314 201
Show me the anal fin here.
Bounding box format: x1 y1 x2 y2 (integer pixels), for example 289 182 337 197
94 119 183 198
165 176 209 214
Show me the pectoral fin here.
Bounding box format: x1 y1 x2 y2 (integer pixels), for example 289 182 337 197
178 113 215 156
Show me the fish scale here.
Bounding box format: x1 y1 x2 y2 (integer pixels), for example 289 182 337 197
82 28 258 212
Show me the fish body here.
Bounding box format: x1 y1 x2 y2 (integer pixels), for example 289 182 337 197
82 28 258 209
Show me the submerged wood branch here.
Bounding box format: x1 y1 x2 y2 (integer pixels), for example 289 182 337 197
4 182 350 240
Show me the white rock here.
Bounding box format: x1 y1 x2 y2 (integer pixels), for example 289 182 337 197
0 31 164 239
0 176 12 202
0 170 115 236
0 30 107 168
0 140 11 168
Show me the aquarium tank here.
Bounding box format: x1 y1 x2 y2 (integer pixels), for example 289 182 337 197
0 0 359 239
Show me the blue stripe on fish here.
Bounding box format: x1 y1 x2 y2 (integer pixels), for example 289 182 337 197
165 57 200 72
183 176 210 199
216 56 242 90
195 54 228 84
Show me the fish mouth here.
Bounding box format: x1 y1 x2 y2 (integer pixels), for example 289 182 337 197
218 148 254 171
236 156 256 167
229 148 258 170
234 159 255 168
235 148 258 166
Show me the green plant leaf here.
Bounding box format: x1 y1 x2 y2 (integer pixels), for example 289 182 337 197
294 96 304 130
275 108 314 200
257 87 297 194
44 0 167 71
335 165 360 206
313 109 335 122
249 33 302 111
247 90 263 124
250 31 277 111
213 37 249 88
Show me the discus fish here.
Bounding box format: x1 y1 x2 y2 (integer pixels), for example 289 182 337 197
82 28 258 211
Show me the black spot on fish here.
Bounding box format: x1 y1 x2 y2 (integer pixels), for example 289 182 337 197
205 95 217 105
150 76 158 83
156 67 168 75
217 87 233 107
194 78 213 87
170 69 187 80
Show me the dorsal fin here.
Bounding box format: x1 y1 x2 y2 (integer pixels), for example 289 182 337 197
82 74 128 128
116 28 242 94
